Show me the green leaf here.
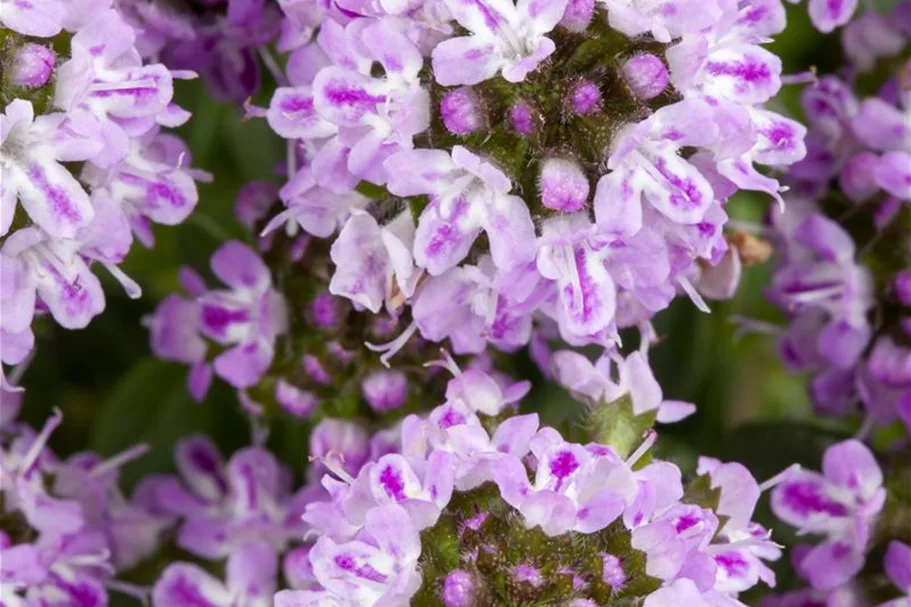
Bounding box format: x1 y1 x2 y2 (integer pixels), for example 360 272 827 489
89 358 246 492
585 394 657 459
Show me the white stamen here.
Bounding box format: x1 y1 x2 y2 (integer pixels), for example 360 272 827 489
20 408 63 473
788 284 843 304
424 349 462 377
759 463 802 493
366 321 418 368
781 69 818 86
310 451 355 484
64 549 114 572
639 321 657 355
104 263 142 299
92 443 150 477
729 315 783 342
627 430 657 467
258 46 288 87
91 79 158 93
106 580 151 604
854 413 875 441
678 276 711 313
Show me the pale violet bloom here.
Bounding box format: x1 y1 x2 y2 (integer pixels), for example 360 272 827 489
431 0 570 85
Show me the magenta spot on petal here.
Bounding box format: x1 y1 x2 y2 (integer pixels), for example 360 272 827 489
438 406 467 428
26 164 84 226
188 446 227 493
379 464 407 501
549 449 580 491
200 305 249 335
333 554 388 583
715 551 750 577
281 95 315 114
781 481 848 517
706 58 771 85
675 513 702 533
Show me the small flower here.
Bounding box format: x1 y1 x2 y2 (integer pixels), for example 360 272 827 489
771 440 885 590
197 242 288 389
10 43 56 89
431 0 570 85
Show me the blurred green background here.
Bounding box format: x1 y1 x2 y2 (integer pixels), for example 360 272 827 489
14 4 897 600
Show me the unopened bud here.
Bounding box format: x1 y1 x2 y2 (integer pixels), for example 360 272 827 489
540 158 590 212
441 87 482 135
570 80 601 116
442 570 476 607
11 44 55 89
621 54 669 100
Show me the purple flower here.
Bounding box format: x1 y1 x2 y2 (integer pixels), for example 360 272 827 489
539 159 590 213
552 349 696 423
362 370 408 412
440 87 483 135
621 54 669 100
883 541 911 605
197 241 288 389
1 100 96 238
329 211 419 314
10 43 56 89
771 440 885 590
153 543 278 607
793 0 859 33
384 146 536 275
431 0 570 85
309 418 372 478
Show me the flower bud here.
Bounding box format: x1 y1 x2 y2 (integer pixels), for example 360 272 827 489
509 102 536 136
275 379 317 418
601 554 626 588
441 570 476 607
310 292 340 328
896 271 911 306
11 43 55 89
839 151 880 202
560 0 594 32
621 54 669 100
540 159 590 212
362 369 408 412
512 565 543 587
302 355 331 385
570 80 601 116
441 87 482 135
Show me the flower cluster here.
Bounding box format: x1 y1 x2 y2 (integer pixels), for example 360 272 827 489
1 0 204 389
146 183 533 422
758 61 911 430
144 433 320 607
270 367 781 607
0 408 168 605
255 0 807 364
145 239 290 402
